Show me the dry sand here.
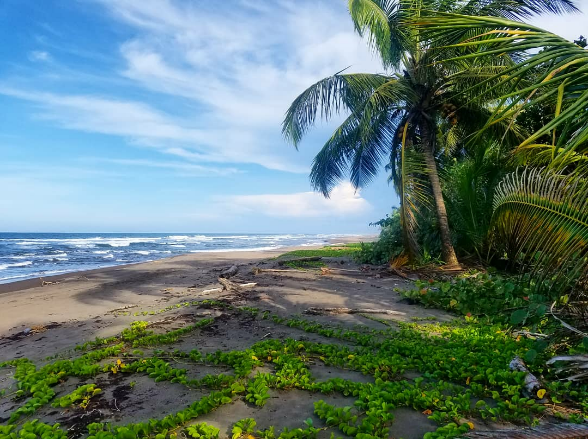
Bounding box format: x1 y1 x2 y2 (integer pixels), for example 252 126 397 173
0 243 453 438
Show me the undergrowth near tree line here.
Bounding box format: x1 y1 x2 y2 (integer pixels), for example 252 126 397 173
399 273 588 359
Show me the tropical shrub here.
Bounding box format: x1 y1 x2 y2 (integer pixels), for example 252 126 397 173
355 210 404 265
402 273 557 326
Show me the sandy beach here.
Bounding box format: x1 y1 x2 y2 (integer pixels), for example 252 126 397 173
0 241 456 437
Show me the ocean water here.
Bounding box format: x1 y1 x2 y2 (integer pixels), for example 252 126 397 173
0 233 345 284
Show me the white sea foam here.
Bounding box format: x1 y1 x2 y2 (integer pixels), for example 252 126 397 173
133 251 151 255
10 253 35 259
0 273 30 282
0 261 33 270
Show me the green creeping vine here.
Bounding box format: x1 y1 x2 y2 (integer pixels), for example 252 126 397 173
232 418 256 439
1 301 587 439
185 423 220 439
253 419 322 439
400 273 558 327
0 420 68 439
52 384 102 409
245 375 271 407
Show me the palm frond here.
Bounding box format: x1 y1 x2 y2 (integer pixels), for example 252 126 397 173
282 72 391 147
309 77 415 195
413 14 588 162
450 0 578 20
348 0 402 67
491 168 588 290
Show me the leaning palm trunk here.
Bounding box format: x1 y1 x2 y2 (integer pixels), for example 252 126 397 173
420 120 460 266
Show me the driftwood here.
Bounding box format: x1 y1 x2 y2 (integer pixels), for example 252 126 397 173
464 423 588 438
319 267 387 277
40 278 60 286
305 307 404 316
220 265 239 279
547 355 588 382
512 331 549 339
509 356 541 396
200 287 223 295
277 256 322 266
107 305 138 314
218 278 258 292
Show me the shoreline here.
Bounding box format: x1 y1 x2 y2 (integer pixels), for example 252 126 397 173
0 235 376 293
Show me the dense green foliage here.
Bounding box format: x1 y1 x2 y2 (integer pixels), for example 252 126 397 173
354 211 404 265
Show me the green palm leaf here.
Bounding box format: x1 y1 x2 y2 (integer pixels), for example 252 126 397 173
282 72 391 147
284 72 415 194
492 168 588 289
413 14 588 162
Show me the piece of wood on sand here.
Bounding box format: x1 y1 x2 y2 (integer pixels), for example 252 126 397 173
218 277 257 292
305 307 404 316
219 265 239 278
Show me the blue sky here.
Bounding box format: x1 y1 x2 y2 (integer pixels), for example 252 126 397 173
0 0 586 233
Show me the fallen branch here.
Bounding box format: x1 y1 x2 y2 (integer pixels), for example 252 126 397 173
319 267 387 277
305 307 404 316
40 278 60 286
218 278 258 292
277 256 322 266
509 356 541 396
512 331 549 339
220 265 239 279
200 288 223 295
547 355 588 382
107 305 138 314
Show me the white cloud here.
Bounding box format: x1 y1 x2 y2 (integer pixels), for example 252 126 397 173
219 183 371 218
17 0 380 171
92 158 242 177
28 50 52 62
0 86 307 172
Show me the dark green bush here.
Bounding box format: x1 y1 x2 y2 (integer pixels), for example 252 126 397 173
355 210 404 265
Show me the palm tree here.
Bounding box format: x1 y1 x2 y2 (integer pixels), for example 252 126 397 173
282 0 577 267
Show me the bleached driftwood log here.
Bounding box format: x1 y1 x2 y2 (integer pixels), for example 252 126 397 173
218 278 258 292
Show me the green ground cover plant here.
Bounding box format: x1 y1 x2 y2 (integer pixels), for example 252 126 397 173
277 246 360 259
1 300 586 439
